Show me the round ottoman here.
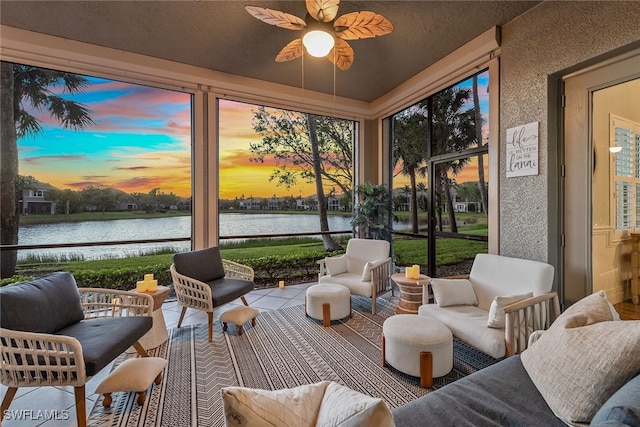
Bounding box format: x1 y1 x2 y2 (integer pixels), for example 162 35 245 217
305 283 351 327
382 314 453 388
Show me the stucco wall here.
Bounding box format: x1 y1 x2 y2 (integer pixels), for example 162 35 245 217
499 1 640 262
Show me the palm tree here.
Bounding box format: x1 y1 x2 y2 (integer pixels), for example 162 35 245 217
393 104 428 233
473 75 489 215
0 62 94 278
432 87 476 233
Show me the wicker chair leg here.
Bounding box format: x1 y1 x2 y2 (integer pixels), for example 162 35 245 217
132 341 149 357
74 386 87 427
208 312 214 342
1 386 17 416
241 296 249 306
177 306 187 328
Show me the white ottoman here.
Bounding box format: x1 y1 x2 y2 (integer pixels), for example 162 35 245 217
305 283 351 327
382 314 453 388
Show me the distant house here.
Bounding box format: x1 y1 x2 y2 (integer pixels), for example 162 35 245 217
116 201 138 211
20 180 57 214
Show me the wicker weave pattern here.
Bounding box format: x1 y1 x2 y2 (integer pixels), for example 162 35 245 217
0 328 86 387
222 259 254 281
170 264 215 313
78 288 153 318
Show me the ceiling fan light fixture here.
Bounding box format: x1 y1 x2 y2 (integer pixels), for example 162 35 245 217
302 30 335 57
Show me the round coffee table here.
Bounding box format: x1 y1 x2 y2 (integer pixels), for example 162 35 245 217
392 273 431 314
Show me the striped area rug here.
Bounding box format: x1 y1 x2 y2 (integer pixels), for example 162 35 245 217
88 297 499 427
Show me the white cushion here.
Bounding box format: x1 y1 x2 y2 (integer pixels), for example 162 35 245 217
468 254 554 310
419 304 506 358
487 292 533 328
95 357 167 394
221 381 395 427
521 291 640 425
319 273 373 298
361 261 375 281
430 278 478 307
325 255 347 276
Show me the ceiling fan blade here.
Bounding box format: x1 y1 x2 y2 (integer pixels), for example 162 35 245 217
327 38 354 71
275 38 304 62
245 6 306 30
334 11 394 40
306 0 340 22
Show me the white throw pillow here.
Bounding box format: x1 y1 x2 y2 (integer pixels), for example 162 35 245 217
361 261 375 282
430 278 478 307
222 382 327 427
325 256 347 276
316 381 395 427
487 292 533 328
221 381 395 427
521 291 640 425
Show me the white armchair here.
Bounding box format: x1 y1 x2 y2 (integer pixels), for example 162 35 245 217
318 238 393 314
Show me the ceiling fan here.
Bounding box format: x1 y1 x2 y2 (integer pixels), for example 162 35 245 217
245 0 393 70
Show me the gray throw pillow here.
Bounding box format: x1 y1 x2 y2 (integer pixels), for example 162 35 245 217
0 272 85 333
173 246 225 282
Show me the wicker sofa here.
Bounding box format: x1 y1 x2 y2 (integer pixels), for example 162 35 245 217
0 272 153 427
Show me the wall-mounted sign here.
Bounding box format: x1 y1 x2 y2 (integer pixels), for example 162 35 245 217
506 121 539 178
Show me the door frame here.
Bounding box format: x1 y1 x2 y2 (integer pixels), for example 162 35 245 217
559 48 640 307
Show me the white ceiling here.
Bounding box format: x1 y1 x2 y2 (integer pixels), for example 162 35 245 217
0 1 540 102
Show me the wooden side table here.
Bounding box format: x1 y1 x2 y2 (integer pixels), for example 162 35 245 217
131 285 170 350
392 273 431 315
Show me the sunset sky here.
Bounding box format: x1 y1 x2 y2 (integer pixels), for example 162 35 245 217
18 71 489 200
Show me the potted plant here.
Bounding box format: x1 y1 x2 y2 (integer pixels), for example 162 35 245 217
351 182 396 241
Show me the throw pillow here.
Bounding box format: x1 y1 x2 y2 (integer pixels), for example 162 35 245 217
521 291 640 425
430 278 478 307
325 256 348 276
316 381 395 427
222 381 328 427
591 374 640 426
221 381 395 427
487 292 533 328
361 261 375 282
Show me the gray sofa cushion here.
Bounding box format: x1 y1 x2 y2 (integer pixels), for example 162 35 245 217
392 355 566 426
591 374 640 426
57 316 152 376
173 247 225 282
209 278 255 307
0 272 85 334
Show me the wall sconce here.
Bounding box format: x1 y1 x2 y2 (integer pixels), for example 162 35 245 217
609 146 622 153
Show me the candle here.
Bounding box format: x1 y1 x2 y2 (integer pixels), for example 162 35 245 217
278 280 285 289
137 274 158 292
136 280 148 292
412 265 420 279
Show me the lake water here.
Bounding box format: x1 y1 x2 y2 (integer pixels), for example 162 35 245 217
17 213 403 261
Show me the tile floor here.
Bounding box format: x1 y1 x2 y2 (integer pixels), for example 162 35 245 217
1 283 400 426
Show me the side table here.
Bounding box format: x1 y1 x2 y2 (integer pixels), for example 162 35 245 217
392 273 430 315
131 285 170 350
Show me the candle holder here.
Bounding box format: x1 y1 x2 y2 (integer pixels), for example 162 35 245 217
278 280 285 289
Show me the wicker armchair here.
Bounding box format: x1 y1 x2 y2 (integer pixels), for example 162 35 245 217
170 247 255 342
0 273 153 427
